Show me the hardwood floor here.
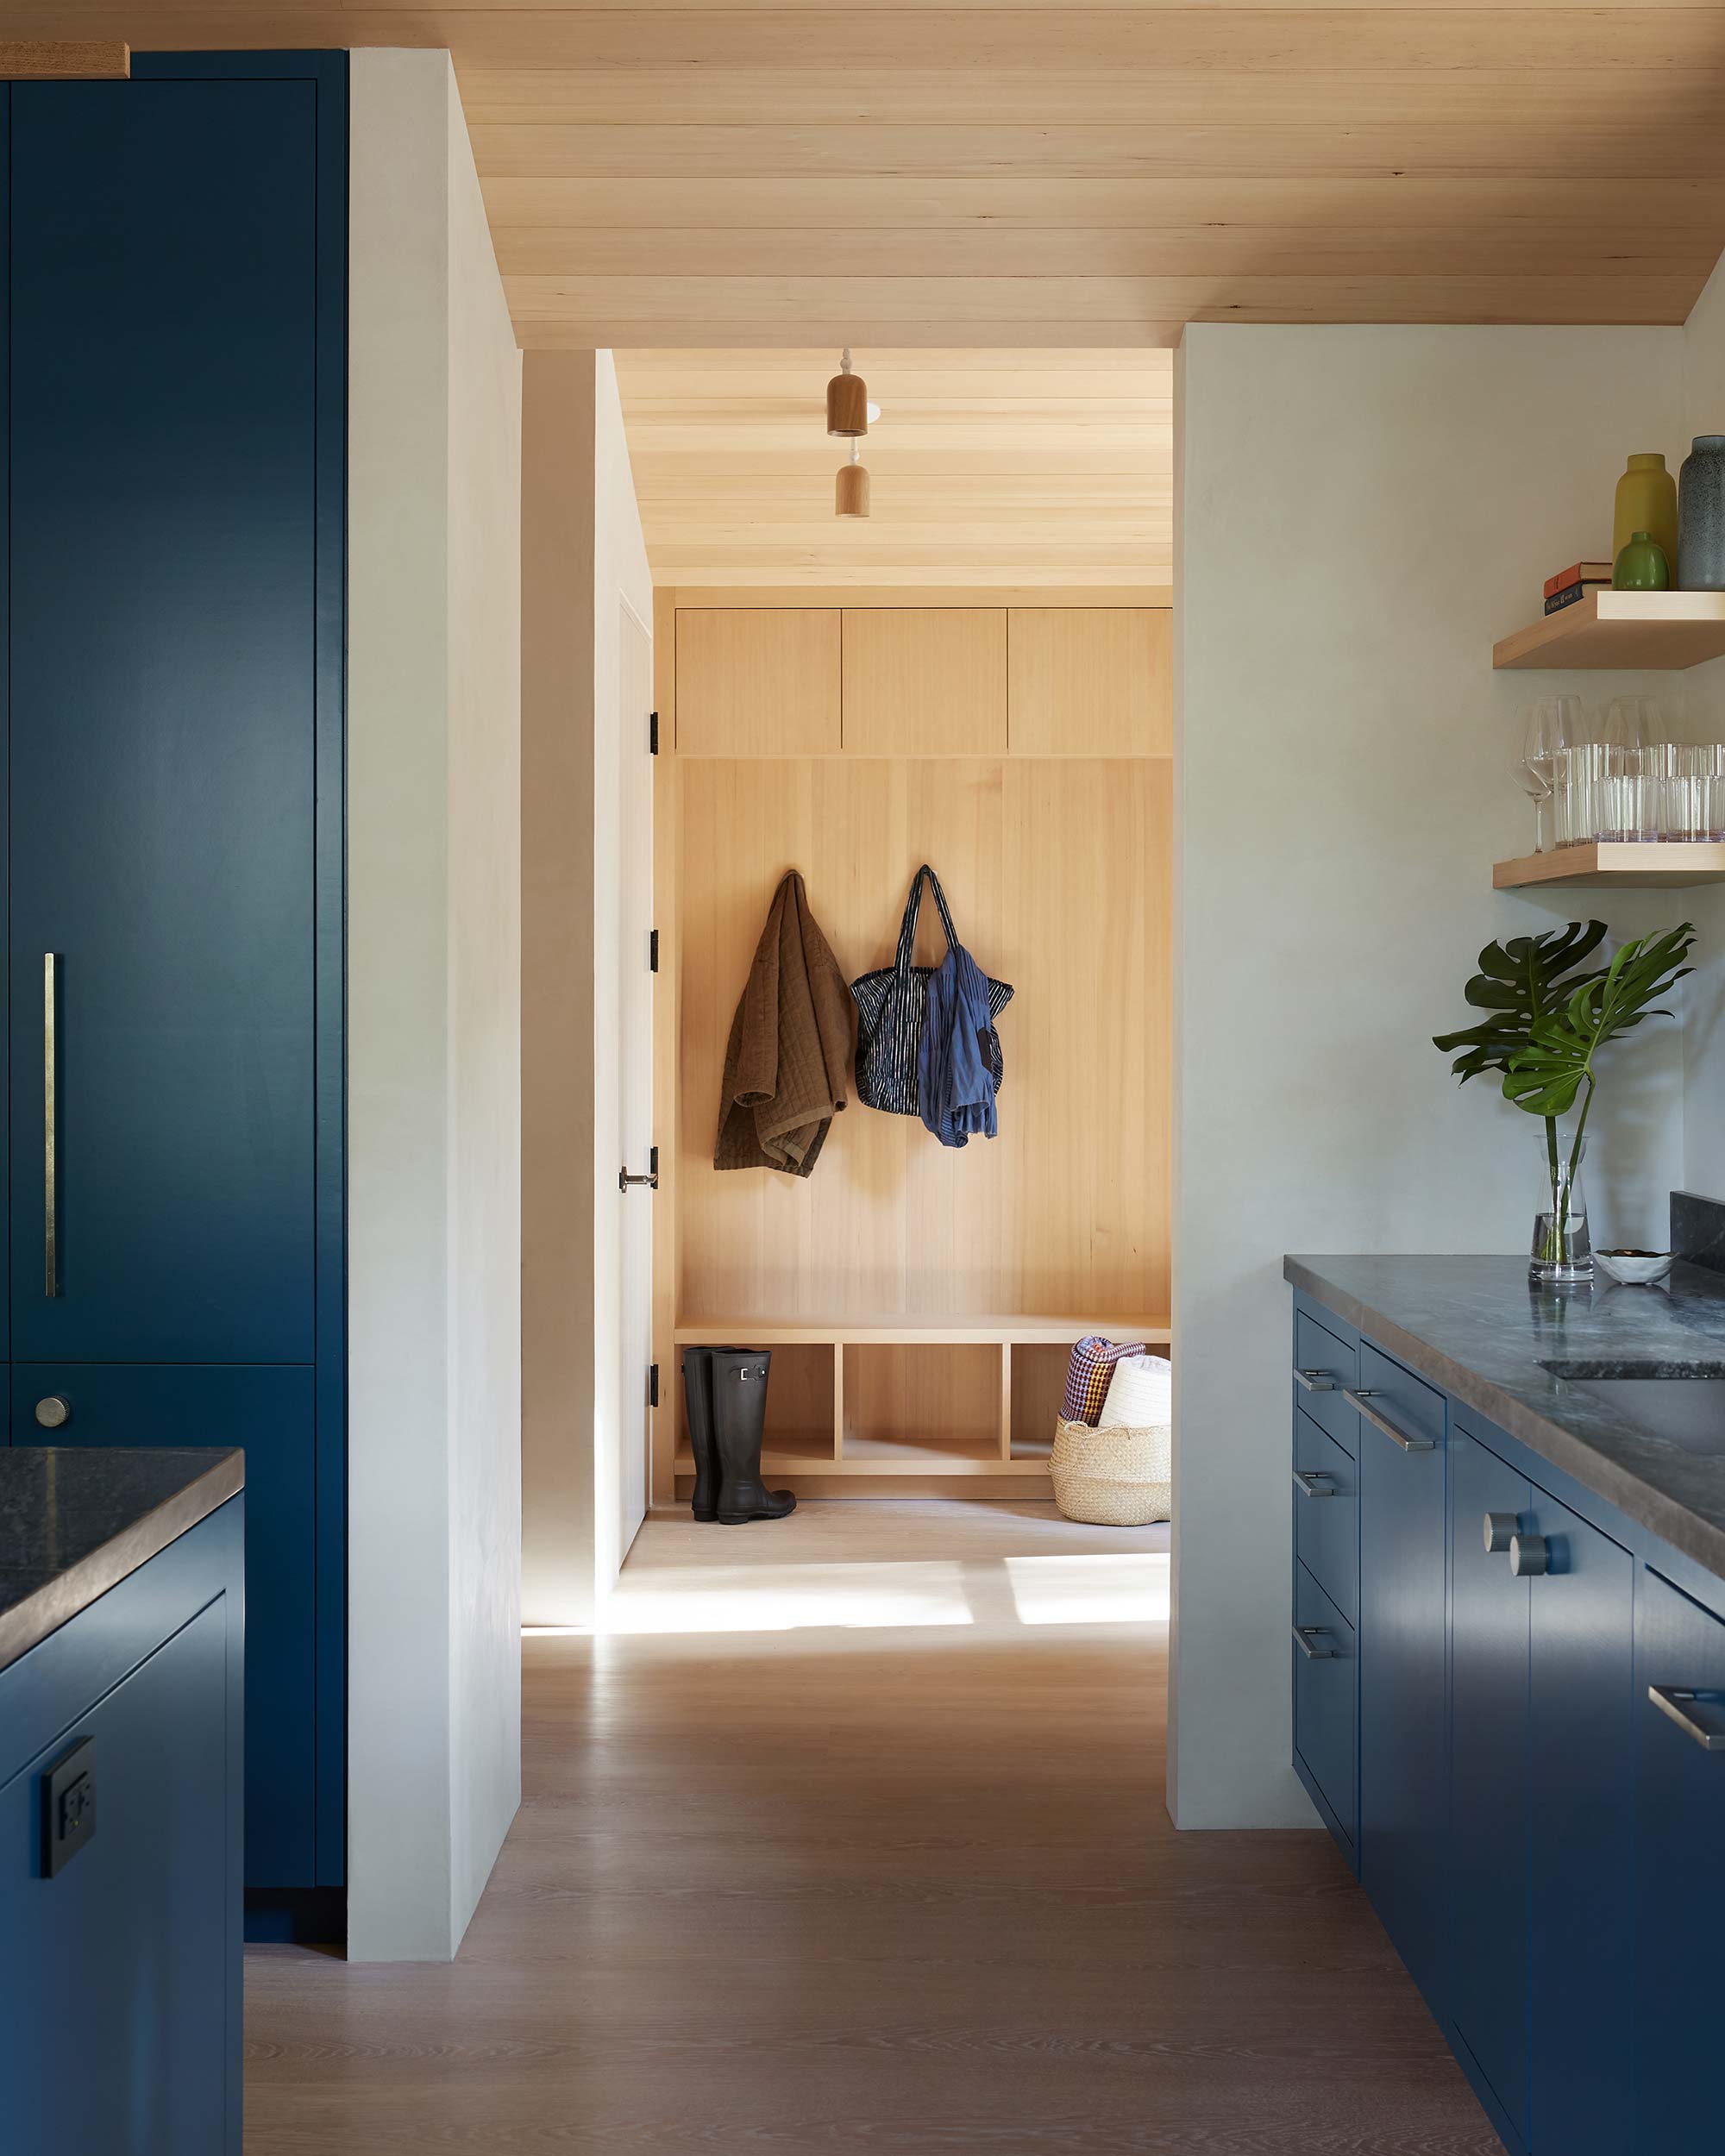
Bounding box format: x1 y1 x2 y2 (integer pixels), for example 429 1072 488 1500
245 1502 1495 2153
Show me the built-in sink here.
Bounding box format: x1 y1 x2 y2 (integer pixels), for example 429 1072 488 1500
1540 1361 1725 1455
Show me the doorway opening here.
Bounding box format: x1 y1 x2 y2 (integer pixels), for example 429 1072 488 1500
610 348 1172 1593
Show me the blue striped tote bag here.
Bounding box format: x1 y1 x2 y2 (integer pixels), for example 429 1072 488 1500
850 865 1013 1116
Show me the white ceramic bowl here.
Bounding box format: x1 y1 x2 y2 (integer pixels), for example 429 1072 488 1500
1596 1250 1675 1287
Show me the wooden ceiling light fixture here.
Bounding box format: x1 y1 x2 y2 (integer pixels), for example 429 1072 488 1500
828 349 871 518
836 437 870 520
826 348 868 438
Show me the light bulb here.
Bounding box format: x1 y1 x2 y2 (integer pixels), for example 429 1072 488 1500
867 402 881 423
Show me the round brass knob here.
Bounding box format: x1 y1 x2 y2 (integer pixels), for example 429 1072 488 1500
34 1395 71 1430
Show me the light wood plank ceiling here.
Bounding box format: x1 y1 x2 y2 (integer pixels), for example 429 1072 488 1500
14 4 1725 346
613 348 1170 587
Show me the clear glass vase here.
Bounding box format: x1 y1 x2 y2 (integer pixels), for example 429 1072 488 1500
1530 1137 1592 1286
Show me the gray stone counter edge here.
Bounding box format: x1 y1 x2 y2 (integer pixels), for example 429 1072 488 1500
1283 1257 1725 1583
0 1448 246 1676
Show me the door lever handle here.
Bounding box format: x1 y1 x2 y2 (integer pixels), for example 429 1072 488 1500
619 1144 660 1194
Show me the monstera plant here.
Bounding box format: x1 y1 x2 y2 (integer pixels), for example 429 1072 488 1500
1433 920 1695 1280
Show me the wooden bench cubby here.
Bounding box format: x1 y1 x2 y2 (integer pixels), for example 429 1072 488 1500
671 1319 1170 1495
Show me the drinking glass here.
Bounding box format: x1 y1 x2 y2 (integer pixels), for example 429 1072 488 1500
1554 742 1610 846
1515 699 1587 853
1602 697 1666 841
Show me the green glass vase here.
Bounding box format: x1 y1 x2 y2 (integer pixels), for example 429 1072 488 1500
1613 530 1671 590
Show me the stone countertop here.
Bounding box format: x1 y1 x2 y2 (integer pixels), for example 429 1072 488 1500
0 1447 244 1676
1284 1253 1725 1583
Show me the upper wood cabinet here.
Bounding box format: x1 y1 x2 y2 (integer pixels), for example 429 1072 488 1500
675 609 841 755
841 609 1007 755
1007 608 1171 756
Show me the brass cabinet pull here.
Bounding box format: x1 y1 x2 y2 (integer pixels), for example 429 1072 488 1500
44 953 58 1298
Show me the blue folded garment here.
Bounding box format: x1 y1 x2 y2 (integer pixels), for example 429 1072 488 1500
917 937 999 1148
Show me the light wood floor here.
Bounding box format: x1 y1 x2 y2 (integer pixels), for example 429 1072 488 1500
245 1502 1496 2153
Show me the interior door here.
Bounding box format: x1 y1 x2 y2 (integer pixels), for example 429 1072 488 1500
617 602 656 1557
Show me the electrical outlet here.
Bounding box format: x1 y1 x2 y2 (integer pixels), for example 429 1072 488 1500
42 1738 96 1878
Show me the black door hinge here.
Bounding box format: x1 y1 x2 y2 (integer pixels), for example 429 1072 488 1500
649 710 659 755
648 1363 660 1409
649 929 660 973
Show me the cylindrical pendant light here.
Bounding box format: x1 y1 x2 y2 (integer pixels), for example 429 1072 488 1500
826 347 869 438
836 436 870 518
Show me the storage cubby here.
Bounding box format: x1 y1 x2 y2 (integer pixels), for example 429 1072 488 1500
842 1343 1002 1469
673 1342 837 1478
1009 1343 1072 1461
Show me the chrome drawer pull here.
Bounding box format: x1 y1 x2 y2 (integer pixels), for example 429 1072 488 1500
1294 1366 1338 1393
1649 1684 1725 1752
1292 1624 1339 1660
1344 1388 1435 1453
1292 1468 1338 1499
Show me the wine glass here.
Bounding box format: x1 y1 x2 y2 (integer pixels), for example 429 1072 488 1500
1515 698 1587 853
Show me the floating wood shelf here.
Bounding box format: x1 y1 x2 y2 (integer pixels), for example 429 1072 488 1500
1494 842 1725 889
1493 592 1725 671
669 1317 1171 1487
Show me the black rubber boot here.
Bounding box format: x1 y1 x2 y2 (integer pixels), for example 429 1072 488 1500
712 1350 795 1525
681 1348 721 1522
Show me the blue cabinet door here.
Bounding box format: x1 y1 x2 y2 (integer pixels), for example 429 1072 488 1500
6 78 318 1365
1526 1490 1634 2156
1 1594 233 2153
1634 1565 1725 2155
1356 1342 1448 2007
1448 1429 1531 2147
13 1365 317 1886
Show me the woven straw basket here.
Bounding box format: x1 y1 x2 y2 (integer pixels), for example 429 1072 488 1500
1050 1417 1172 1526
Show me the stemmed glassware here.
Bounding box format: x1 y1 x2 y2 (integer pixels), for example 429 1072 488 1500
1514 698 1587 854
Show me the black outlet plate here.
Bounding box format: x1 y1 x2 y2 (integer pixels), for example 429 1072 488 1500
42 1737 96 1878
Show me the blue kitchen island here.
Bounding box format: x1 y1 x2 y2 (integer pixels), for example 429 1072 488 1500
1286 1242 1725 2156
0 1445 244 2155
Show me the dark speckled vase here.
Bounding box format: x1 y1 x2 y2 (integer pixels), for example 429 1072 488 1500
1678 436 1725 592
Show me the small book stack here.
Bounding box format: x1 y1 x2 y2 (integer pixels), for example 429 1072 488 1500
1543 561 1615 616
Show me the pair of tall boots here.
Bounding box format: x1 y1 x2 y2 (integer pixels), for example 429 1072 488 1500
681 1347 796 1525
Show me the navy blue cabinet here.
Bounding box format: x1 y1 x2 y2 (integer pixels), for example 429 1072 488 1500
2 56 347 1929
0 1496 244 2155
1291 1294 1709 2153
1354 1342 1447 2008
1634 1565 1725 2155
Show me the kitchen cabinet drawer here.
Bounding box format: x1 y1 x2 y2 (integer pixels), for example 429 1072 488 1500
1357 1340 1446 1454
1293 1563 1356 1848
1293 1309 1358 1452
1634 1565 1725 2156
1293 1407 1357 1624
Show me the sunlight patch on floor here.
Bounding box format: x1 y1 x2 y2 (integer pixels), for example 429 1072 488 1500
1004 1551 1170 1626
598 1558 975 1633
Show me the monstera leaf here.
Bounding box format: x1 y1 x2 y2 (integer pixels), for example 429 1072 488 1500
1503 924 1696 1119
1433 921 1609 1084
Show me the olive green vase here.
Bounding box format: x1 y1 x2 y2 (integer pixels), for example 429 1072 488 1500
1613 453 1679 573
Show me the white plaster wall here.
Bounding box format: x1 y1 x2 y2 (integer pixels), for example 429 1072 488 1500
348 48 523 1959
1174 324 1690 1827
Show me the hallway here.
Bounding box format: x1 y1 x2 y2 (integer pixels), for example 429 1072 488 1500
245 1505 1494 2152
